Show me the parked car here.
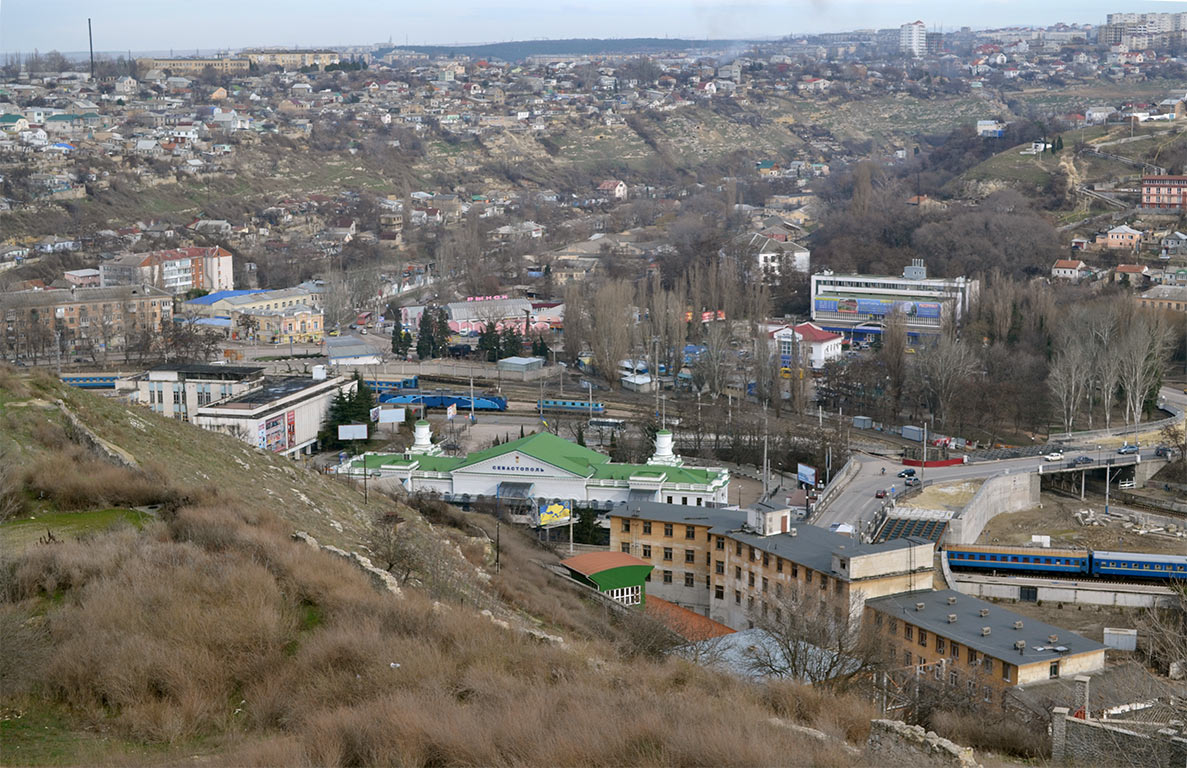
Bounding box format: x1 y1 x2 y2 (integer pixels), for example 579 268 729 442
1117 444 1139 455
875 489 887 499
1044 452 1064 462
904 477 921 487
897 468 916 478
1072 455 1093 465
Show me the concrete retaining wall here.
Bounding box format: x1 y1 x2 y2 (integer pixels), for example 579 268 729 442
1052 707 1187 767
864 720 981 768
946 472 1039 545
949 571 1176 609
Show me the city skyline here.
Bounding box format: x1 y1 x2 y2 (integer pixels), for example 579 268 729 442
4 1 1187 56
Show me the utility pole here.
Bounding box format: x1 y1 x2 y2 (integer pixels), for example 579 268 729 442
87 19 94 80
54 330 62 377
469 373 475 423
921 421 927 483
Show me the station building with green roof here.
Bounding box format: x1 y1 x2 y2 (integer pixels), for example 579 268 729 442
337 425 730 510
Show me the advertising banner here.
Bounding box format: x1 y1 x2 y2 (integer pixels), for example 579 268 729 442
815 297 943 319
265 414 286 452
286 410 296 449
796 463 817 486
446 403 457 420
338 424 368 441
377 408 406 424
370 406 381 422
537 500 572 526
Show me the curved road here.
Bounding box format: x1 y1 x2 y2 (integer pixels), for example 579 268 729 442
812 384 1185 533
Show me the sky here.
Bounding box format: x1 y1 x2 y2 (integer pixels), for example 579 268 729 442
3 0 1187 54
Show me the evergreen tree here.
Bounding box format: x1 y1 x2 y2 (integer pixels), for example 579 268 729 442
500 326 523 358
519 424 525 439
432 307 451 357
416 310 435 359
1055 135 1064 152
576 424 585 446
348 372 376 424
532 334 550 357
320 389 352 450
392 328 412 357
478 322 501 361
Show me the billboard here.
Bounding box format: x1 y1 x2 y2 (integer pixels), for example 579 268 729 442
265 414 286 452
815 297 942 319
797 463 817 486
338 424 368 441
446 403 457 420
370 406 381 422
537 500 572 526
286 410 296 449
377 408 406 424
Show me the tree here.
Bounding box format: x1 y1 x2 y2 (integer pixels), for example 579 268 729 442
1118 313 1174 429
477 322 500 361
745 589 888 692
499 326 523 358
363 511 416 582
1049 337 1090 435
914 336 977 428
416 309 437 359
391 328 412 358
587 280 634 388
881 309 908 416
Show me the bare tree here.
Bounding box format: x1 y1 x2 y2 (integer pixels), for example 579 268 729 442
561 281 588 366
746 589 888 692
914 336 977 428
881 309 908 417
692 321 732 397
587 280 634 388
1049 336 1090 435
1118 313 1174 430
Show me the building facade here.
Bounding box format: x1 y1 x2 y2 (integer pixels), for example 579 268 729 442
101 246 234 295
1142 176 1187 210
344 429 731 510
1 284 173 360
134 363 265 421
135 57 251 75
865 589 1106 701
192 374 355 457
900 21 928 57
609 501 934 630
810 260 979 341
242 49 340 70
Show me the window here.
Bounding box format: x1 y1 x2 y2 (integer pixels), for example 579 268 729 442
936 637 945 654
735 590 741 605
663 547 673 561
684 572 695 588
875 613 883 627
904 625 913 641
735 542 742 556
664 523 673 537
1002 664 1011 683
776 558 783 573
715 585 724 600
775 583 782 598
791 564 798 578
682 497 688 506
716 537 724 551
835 580 843 595
967 648 977 665
950 642 959 659
684 549 695 563
666 496 673 504
735 566 742 579
949 671 958 687
685 525 695 539
933 664 942 681
620 543 630 553
621 520 631 533
904 650 913 667
748 572 756 587
762 577 769 593
762 552 770 567
967 681 975 696
805 570 812 584
642 521 652 535
641 545 651 558
889 619 897 635
1049 661 1059 679
663 570 672 584
747 596 754 611
705 552 710 566
715 560 724 575
820 575 828 591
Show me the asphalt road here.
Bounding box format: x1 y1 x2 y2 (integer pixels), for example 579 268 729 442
811 384 1184 533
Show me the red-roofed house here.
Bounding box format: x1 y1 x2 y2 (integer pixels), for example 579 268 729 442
596 179 628 200
1114 263 1150 285
1051 259 1090 281
769 322 843 369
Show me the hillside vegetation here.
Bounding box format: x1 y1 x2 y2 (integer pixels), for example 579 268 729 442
0 368 881 766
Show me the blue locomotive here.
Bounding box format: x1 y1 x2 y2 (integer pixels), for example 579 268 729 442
946 544 1187 581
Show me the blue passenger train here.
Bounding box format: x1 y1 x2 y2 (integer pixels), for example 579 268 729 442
945 544 1186 581
538 398 605 414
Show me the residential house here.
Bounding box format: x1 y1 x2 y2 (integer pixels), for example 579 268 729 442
596 179 628 200
1138 284 1187 312
1105 225 1142 251
769 322 843 370
1113 263 1150 285
1051 259 1091 281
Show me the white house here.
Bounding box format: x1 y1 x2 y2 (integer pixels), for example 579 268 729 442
769 322 843 370
1051 259 1091 281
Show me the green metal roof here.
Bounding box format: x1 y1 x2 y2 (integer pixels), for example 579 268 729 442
454 431 610 477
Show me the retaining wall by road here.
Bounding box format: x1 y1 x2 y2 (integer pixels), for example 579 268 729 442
902 457 966 468
948 569 1176 608
811 458 859 516
945 471 1039 545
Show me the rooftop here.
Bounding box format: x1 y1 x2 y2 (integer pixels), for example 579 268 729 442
866 589 1107 664
559 550 650 577
203 376 335 409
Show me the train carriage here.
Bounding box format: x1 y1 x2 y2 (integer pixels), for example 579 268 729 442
944 544 1090 575
538 398 605 414
1090 551 1187 581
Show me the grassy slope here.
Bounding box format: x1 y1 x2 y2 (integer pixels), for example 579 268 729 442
0 369 884 767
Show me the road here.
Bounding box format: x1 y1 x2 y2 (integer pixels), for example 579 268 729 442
811 384 1184 534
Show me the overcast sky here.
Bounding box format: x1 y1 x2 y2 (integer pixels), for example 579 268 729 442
3 1 1187 54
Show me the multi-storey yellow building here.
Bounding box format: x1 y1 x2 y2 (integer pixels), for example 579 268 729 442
136 57 250 75
609 501 934 629
864 589 1106 699
242 49 340 70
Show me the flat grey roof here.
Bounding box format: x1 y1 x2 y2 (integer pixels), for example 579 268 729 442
866 589 1107 664
213 376 325 406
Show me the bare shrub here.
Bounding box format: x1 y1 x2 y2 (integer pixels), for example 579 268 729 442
931 708 1049 759
22 446 172 510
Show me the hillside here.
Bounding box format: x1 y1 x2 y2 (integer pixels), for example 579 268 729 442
0 367 888 766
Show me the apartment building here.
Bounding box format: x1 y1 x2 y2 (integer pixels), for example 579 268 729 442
242 49 340 70
865 590 1106 701
100 247 234 295
134 363 265 421
1 284 173 360
609 501 934 630
234 304 324 345
135 57 251 75
900 21 927 57
810 260 979 342
1141 175 1187 210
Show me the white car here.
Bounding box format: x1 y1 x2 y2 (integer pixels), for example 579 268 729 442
1043 452 1064 462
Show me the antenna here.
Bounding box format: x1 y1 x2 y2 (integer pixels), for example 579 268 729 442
88 18 95 79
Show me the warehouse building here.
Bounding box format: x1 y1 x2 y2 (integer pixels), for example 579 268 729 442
133 363 265 421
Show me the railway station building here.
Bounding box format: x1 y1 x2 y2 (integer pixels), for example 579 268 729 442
339 427 731 510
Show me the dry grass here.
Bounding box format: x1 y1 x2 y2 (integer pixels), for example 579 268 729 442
0 373 891 766
930 709 1049 760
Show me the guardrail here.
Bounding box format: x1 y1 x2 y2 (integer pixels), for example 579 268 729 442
810 458 858 516
1055 401 1183 445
